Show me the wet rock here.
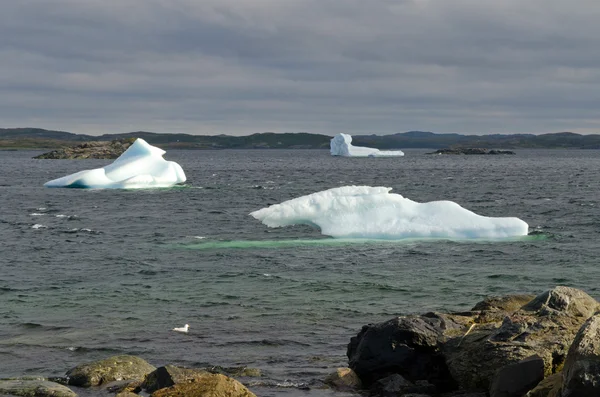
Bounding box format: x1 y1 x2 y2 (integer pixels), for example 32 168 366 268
34 138 135 159
525 373 562 397
116 392 140 397
0 379 76 397
489 355 544 397
66 355 156 387
562 314 600 396
204 366 261 378
324 367 362 391
142 366 210 393
369 374 416 397
149 373 256 397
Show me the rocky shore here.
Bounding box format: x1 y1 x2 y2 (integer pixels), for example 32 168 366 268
2 286 599 397
33 138 135 159
428 148 516 155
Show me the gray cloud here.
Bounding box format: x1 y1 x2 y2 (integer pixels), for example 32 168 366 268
1 0 599 135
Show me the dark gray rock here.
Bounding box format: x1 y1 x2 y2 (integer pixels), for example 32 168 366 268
347 314 458 390
562 315 600 396
489 355 544 397
369 374 415 397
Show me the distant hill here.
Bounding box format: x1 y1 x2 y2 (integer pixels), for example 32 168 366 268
1 128 600 149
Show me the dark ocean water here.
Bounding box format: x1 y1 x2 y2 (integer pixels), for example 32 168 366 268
1 148 599 396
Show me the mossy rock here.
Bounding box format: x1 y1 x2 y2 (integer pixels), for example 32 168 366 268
150 373 256 397
0 379 76 397
66 355 156 387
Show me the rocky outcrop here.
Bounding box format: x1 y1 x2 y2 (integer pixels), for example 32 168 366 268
562 314 600 396
34 138 135 159
348 286 600 397
428 148 516 155
0 379 76 397
66 354 156 387
149 372 256 397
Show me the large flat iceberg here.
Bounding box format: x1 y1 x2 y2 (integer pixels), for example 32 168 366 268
44 138 186 189
250 186 529 240
330 133 404 157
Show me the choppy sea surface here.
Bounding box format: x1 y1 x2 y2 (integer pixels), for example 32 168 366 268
1 148 599 396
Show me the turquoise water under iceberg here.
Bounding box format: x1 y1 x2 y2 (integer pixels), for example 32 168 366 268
1 148 599 396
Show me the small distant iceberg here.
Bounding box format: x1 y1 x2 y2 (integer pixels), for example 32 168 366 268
330 133 404 157
250 186 529 240
44 138 186 189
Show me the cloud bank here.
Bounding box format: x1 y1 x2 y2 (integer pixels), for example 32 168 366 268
1 0 599 135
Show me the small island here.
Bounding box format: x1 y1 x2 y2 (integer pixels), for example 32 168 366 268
34 138 135 159
428 148 516 155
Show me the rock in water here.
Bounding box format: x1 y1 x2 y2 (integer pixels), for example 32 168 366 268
34 138 135 159
0 379 76 397
324 367 362 391
66 355 156 387
148 372 256 397
427 148 515 155
142 365 210 393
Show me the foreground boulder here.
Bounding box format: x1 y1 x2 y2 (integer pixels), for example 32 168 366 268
562 314 600 396
149 373 256 397
66 355 156 387
445 286 600 391
0 379 76 397
347 313 468 389
348 286 600 395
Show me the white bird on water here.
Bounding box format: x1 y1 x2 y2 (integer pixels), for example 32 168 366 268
172 324 189 333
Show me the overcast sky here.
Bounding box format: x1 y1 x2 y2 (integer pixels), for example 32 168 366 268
1 0 599 136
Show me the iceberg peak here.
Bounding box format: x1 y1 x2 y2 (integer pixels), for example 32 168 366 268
44 138 186 189
330 133 404 157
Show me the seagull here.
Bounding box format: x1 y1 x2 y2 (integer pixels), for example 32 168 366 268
172 324 189 333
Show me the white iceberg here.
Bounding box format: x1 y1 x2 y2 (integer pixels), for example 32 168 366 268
250 186 529 240
44 138 187 189
330 133 404 157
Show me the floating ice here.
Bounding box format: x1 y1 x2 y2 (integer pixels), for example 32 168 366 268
250 186 529 240
330 133 404 157
172 324 189 333
44 139 186 189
